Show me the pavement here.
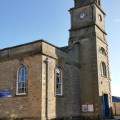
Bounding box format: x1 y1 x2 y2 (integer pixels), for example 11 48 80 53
103 116 120 120
114 116 120 119
110 116 120 120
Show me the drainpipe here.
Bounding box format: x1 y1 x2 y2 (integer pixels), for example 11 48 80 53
44 58 49 120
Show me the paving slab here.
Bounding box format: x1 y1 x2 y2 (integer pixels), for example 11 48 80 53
114 116 120 119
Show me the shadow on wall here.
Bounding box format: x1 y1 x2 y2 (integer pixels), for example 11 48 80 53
54 48 81 120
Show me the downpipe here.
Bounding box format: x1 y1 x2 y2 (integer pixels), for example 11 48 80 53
44 58 49 120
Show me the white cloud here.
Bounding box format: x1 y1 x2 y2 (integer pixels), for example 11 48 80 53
111 84 120 97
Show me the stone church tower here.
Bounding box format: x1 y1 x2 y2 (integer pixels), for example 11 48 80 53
69 0 112 118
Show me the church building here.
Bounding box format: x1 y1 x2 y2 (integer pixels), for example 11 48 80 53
0 0 112 120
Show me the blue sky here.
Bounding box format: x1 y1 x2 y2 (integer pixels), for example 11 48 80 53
0 0 120 96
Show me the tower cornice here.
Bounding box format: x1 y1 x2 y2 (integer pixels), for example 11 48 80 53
69 22 107 35
69 2 106 16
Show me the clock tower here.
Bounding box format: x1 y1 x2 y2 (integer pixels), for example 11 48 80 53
69 0 112 119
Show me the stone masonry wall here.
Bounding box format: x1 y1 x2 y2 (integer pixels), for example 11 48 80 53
41 55 56 120
41 54 81 120
56 63 80 118
0 55 42 119
97 35 112 116
112 102 120 116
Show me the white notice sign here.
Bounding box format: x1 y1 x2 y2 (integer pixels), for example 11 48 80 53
88 104 94 112
82 104 94 112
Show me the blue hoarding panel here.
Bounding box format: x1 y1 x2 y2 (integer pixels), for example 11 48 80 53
0 89 12 98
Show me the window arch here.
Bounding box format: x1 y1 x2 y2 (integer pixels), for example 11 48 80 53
101 62 107 77
100 47 106 56
16 65 27 95
55 68 62 96
98 14 102 22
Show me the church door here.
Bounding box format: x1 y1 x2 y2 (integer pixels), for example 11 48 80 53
103 94 109 117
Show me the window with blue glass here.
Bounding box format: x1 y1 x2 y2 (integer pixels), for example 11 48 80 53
17 65 27 95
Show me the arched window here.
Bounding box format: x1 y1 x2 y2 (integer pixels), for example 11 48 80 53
17 65 27 95
101 62 107 77
98 14 102 22
55 68 62 96
100 47 106 56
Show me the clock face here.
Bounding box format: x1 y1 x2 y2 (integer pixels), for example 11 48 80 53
80 12 85 19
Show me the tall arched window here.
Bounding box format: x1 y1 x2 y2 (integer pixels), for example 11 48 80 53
55 68 62 96
17 65 27 95
101 62 107 77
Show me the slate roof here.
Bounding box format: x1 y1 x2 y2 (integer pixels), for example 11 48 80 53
112 96 120 102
